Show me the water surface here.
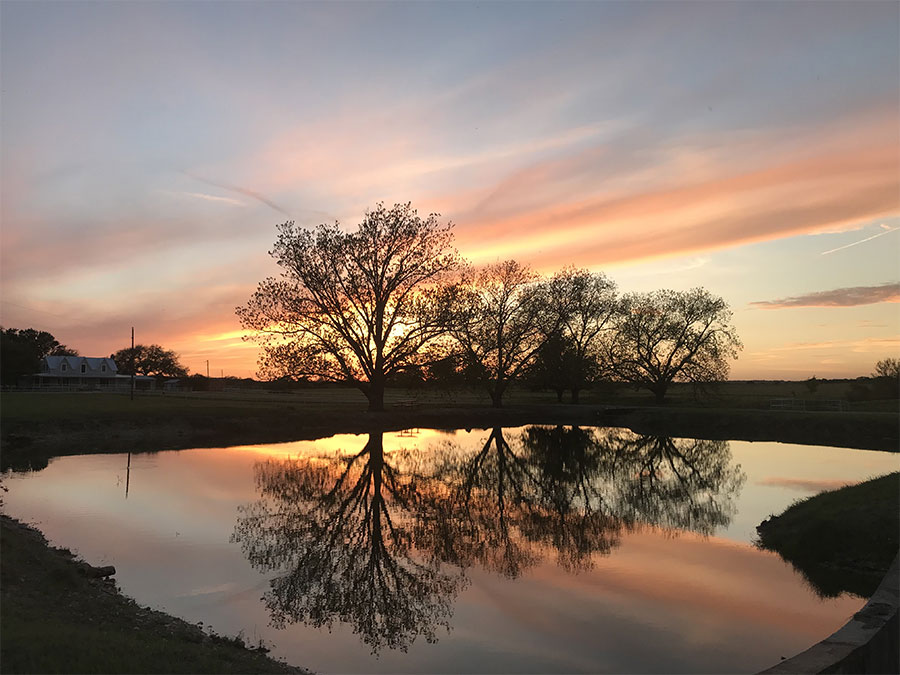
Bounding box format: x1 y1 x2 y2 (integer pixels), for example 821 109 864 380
4 426 897 673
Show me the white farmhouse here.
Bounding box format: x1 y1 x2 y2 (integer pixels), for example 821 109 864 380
30 356 153 390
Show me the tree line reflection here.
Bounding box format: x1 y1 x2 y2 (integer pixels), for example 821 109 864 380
232 427 745 653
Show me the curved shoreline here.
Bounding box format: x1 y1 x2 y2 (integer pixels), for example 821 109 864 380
760 554 899 674
2 403 896 472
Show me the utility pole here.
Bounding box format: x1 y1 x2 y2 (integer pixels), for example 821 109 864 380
130 327 135 401
206 360 210 379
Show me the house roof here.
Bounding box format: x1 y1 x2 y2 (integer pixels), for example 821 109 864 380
43 356 118 373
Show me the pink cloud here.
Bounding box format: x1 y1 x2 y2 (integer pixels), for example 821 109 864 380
750 283 900 309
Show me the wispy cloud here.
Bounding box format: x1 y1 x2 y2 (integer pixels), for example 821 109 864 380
820 225 898 255
750 282 900 309
185 173 292 217
173 191 246 207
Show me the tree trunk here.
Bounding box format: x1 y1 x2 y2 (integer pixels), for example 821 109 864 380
367 378 385 412
570 387 580 404
653 383 668 404
555 388 564 403
489 384 505 408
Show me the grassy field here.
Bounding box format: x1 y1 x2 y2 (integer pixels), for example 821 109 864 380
1 383 896 473
2 378 895 423
757 472 900 598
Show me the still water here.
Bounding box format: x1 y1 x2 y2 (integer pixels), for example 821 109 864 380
4 426 898 673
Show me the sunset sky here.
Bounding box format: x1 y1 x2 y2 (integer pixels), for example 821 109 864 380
2 1 898 380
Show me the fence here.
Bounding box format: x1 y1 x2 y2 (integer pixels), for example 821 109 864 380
769 398 848 412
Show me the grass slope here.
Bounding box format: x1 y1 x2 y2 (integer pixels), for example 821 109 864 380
756 472 900 598
0 516 304 675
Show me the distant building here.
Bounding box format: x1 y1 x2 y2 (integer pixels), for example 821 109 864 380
26 356 155 390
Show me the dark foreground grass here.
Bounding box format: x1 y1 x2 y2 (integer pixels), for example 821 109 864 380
756 472 900 599
0 516 304 675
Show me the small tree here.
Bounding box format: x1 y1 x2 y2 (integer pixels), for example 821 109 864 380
871 357 900 399
804 376 820 395
237 203 460 412
112 344 188 378
529 332 580 403
446 260 548 408
873 358 900 380
612 288 742 403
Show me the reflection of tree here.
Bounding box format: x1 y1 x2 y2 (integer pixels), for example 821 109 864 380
600 432 745 535
418 427 621 576
233 426 745 653
518 426 620 570
232 432 464 653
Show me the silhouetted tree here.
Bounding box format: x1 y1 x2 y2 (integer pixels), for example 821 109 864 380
0 327 78 386
446 260 549 407
232 432 465 653
237 203 460 411
804 376 820 394
612 288 742 403
111 344 188 378
871 357 900 399
544 268 617 402
529 332 580 402
873 358 900 380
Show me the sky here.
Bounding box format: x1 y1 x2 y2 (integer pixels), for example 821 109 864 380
1 1 898 380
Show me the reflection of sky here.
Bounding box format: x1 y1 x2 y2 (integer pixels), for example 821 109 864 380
5 428 899 671
1 2 897 380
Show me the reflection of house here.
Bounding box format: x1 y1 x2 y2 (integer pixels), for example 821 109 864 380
27 356 155 390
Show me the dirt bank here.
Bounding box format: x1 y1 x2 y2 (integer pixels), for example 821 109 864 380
0 515 307 674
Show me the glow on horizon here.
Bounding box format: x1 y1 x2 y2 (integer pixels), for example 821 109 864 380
1 1 897 381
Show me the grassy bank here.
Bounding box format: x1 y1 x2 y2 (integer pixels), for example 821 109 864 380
1 389 896 471
756 472 900 598
0 515 305 674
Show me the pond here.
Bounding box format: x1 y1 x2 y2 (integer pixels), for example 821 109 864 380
4 426 898 674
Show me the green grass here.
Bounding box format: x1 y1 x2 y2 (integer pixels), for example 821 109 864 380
757 472 900 598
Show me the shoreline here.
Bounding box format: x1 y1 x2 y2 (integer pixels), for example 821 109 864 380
2 403 896 472
0 514 308 674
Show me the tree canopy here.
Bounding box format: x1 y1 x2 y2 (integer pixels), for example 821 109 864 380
0 327 78 386
542 268 618 402
873 357 900 380
445 260 548 407
237 202 460 411
111 344 188 378
612 288 742 403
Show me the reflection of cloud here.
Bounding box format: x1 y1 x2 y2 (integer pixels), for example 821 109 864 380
182 582 238 597
749 282 900 309
757 478 857 494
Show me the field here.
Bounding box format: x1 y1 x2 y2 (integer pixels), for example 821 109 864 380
2 378 895 423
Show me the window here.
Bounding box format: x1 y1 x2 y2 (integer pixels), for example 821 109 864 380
101 364 107 373
61 363 67 372
81 364 87 373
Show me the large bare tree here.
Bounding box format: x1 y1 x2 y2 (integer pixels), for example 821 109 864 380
446 260 548 407
237 203 459 411
612 288 742 403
